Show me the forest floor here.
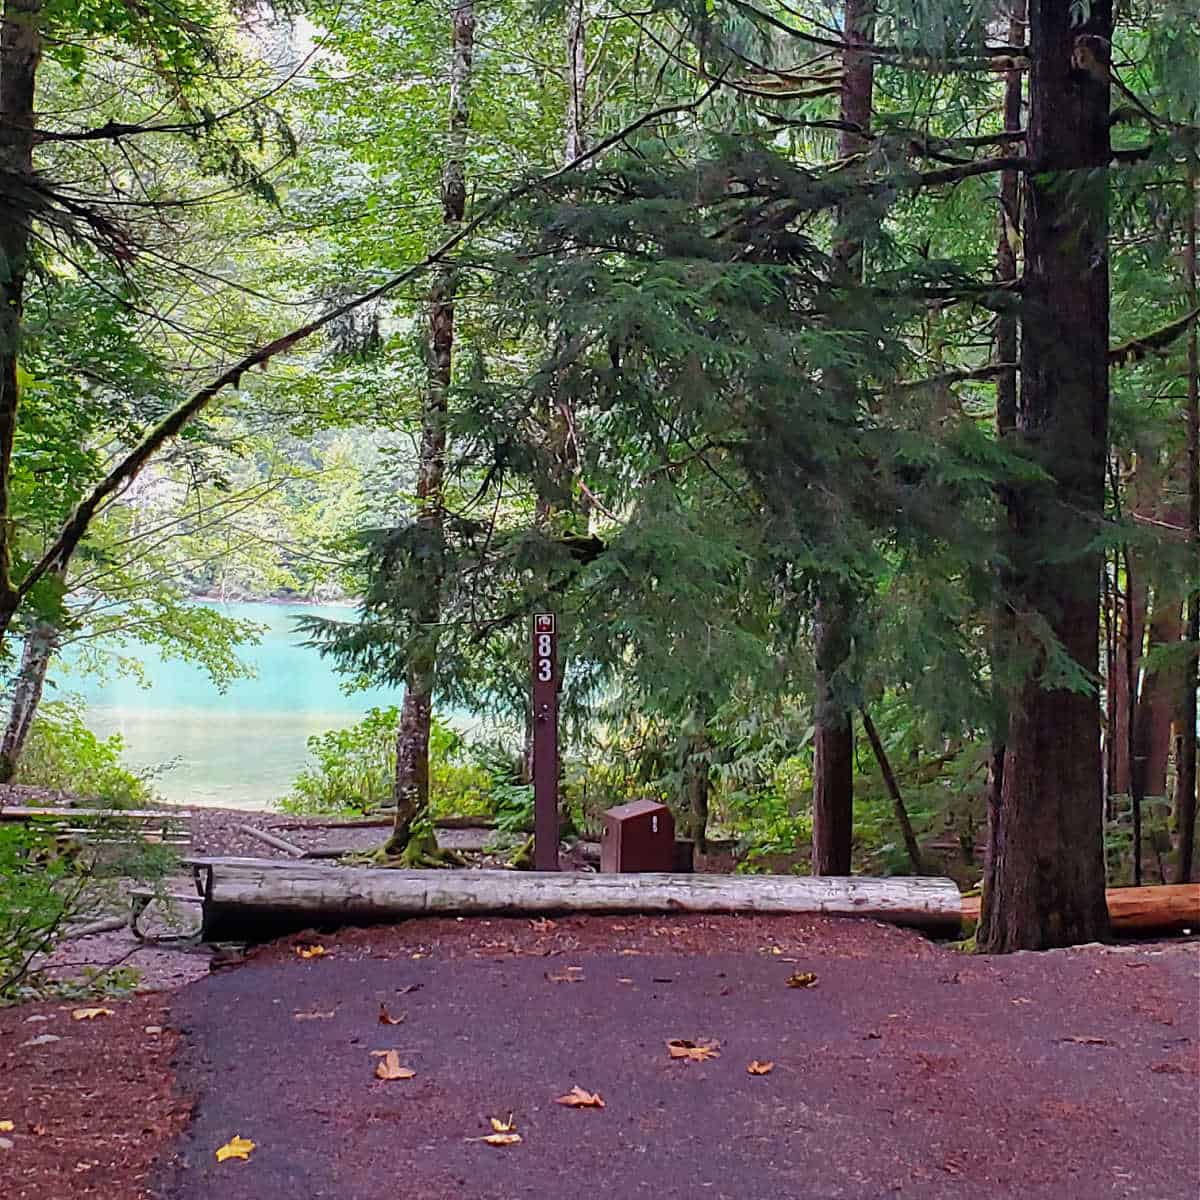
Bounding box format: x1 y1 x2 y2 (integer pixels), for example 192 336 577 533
2 914 1198 1200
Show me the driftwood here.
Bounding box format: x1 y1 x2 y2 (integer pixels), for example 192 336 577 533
236 824 307 858
962 884 1199 934
187 856 963 942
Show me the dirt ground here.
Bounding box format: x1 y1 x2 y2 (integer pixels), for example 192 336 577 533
3 914 1197 1200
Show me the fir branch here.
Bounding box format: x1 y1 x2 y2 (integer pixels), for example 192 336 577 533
1108 306 1200 366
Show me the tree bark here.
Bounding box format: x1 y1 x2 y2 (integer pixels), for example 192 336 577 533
389 0 475 855
1134 591 1183 799
684 731 710 853
810 0 874 877
978 0 1112 952
0 617 56 780
1177 170 1199 883
984 0 1025 895
0 0 42 629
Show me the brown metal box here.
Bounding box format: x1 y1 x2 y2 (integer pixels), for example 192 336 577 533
600 800 675 873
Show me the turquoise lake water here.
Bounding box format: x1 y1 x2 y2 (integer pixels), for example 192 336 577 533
63 602 405 810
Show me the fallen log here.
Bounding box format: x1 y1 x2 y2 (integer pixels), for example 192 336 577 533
236 824 307 858
186 856 963 942
960 884 1200 934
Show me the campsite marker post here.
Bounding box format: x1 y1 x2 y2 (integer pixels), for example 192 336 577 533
532 613 560 870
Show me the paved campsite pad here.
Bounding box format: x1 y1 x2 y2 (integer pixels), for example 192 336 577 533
156 916 1200 1200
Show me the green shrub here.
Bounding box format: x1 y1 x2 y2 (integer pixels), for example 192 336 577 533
16 700 153 807
280 706 492 816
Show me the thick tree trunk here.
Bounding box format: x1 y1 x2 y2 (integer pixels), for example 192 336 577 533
389 0 475 856
985 0 1025 891
1177 171 1199 883
979 0 1112 952
0 0 43 644
0 618 56 780
810 0 874 876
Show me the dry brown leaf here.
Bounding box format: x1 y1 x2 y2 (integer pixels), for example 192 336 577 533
555 1086 605 1108
489 1114 517 1133
747 1060 775 1075
71 1007 114 1021
545 967 584 983
374 1050 416 1081
785 972 818 989
378 1003 406 1025
215 1134 255 1163
295 944 326 959
530 918 556 932
293 1010 335 1021
667 1038 721 1063
1061 1035 1113 1046
471 1132 522 1146
0 1120 14 1133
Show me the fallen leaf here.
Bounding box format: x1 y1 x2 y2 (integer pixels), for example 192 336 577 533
71 1008 113 1021
293 1010 335 1021
0 1138 12 1151
22 1034 62 1047
471 1132 522 1146
296 944 326 959
530 918 556 932
410 952 427 960
546 967 584 983
555 1086 605 1108
215 1134 255 1163
785 972 818 989
1060 1035 1113 1046
396 984 422 995
144 1026 163 1035
617 977 634 985
378 1003 406 1025
374 1050 416 1080
747 1060 775 1076
667 1038 721 1063
490 1114 516 1133
32 1124 47 1137
0 1121 13 1132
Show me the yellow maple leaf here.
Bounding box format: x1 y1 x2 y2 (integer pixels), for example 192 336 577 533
374 1050 416 1081
215 1134 255 1163
786 972 818 989
747 1060 775 1075
489 1114 516 1132
296 944 326 959
71 1007 114 1021
0 1120 14 1132
477 1132 522 1146
667 1038 721 1063
555 1086 605 1108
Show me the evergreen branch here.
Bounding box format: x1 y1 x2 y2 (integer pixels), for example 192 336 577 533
1108 306 1200 366
896 363 1015 391
14 80 727 606
725 1 1027 69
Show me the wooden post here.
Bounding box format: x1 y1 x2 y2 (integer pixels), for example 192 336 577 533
532 613 559 870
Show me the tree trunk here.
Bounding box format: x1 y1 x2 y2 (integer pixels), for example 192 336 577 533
810 0 874 877
684 731 710 853
0 618 56 780
978 0 1112 952
859 707 923 874
985 0 1025 892
1177 170 1199 884
388 0 475 856
1134 591 1184 799
1108 554 1145 796
0 0 43 645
